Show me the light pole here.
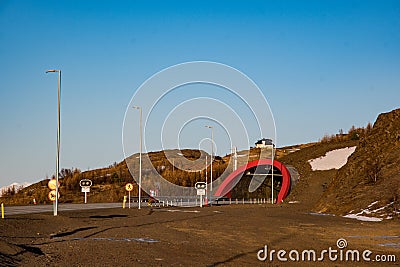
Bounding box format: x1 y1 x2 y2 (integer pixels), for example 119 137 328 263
205 155 208 204
231 146 237 172
205 125 213 205
271 141 275 203
46 69 61 216
133 106 142 209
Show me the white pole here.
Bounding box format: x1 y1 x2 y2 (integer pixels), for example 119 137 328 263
139 107 142 209
205 125 213 205
84 192 87 204
271 142 274 203
205 155 208 203
234 146 237 171
128 191 131 209
231 146 238 171
134 106 143 210
56 70 60 216
210 127 213 205
46 69 61 216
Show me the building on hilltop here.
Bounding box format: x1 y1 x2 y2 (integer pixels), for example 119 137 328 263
255 138 274 149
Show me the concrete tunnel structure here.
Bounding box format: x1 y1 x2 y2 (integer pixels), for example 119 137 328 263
214 159 295 204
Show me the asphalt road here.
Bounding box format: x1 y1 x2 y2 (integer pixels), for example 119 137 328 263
2 198 268 216
2 203 124 216
2 204 399 266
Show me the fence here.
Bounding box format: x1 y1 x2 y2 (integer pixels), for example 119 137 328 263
127 196 275 207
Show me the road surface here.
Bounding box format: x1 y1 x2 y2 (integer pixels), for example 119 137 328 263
2 198 271 216
2 203 123 216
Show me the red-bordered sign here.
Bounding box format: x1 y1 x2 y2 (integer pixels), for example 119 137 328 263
48 190 60 201
125 183 134 192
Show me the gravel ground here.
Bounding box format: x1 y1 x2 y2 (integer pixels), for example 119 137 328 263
0 204 399 266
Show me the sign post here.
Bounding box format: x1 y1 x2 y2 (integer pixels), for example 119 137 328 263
48 179 61 208
125 183 134 209
195 182 207 208
123 195 127 209
79 179 92 204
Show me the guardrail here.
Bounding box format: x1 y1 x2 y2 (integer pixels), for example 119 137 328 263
127 196 275 207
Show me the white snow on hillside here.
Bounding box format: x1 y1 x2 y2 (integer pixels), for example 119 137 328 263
308 146 356 171
0 182 32 196
343 214 383 222
343 200 397 222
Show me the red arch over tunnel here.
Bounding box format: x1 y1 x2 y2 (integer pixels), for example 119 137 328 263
214 159 291 204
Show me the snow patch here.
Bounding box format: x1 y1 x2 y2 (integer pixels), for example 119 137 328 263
343 214 383 222
167 209 200 213
0 182 32 196
343 201 395 222
308 146 356 171
367 201 379 208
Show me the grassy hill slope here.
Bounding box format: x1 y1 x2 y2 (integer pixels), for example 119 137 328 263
279 139 358 209
314 108 400 218
3 108 399 221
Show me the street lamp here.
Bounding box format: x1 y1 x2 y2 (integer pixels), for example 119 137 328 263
46 69 61 216
205 155 207 204
133 106 142 209
271 141 275 203
205 125 213 205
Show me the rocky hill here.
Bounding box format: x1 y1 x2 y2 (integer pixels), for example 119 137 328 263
314 108 400 220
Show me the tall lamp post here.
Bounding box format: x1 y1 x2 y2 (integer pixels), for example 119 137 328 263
205 125 213 205
46 69 61 216
133 106 142 209
271 142 275 204
205 155 207 203
271 141 275 203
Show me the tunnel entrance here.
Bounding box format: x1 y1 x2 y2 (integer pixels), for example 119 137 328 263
214 159 291 203
228 165 283 200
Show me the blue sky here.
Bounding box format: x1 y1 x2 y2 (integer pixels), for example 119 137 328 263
0 0 399 187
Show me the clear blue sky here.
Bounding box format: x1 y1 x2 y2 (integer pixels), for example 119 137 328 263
0 0 399 187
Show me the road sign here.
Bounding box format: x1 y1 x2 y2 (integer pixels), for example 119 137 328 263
80 179 92 187
79 180 92 204
48 190 60 201
195 182 207 190
195 182 207 208
197 189 206 196
48 179 60 190
125 183 134 192
81 186 90 193
125 183 134 209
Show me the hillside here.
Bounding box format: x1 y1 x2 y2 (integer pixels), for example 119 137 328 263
2 108 398 218
279 139 359 209
0 148 271 205
0 149 211 205
314 108 400 219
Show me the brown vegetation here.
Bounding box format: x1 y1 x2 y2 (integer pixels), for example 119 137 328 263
315 108 400 217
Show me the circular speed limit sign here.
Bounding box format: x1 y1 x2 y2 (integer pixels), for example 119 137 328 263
48 190 60 201
125 183 134 192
